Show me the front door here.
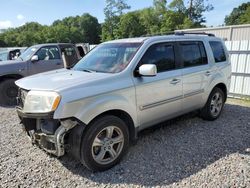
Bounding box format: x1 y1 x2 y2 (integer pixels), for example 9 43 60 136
133 42 183 129
28 46 63 75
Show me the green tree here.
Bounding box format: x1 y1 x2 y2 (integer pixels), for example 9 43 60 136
116 11 146 38
168 0 186 13
139 8 161 35
102 0 130 41
225 2 250 25
0 34 7 47
240 6 250 24
187 0 213 26
52 14 101 43
161 10 186 32
0 14 101 47
79 13 101 43
153 0 167 15
1 22 44 46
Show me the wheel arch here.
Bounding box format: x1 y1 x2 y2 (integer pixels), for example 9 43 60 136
213 82 227 102
87 109 137 143
0 74 23 83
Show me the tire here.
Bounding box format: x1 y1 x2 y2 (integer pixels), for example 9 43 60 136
200 87 225 121
80 115 129 172
0 79 18 106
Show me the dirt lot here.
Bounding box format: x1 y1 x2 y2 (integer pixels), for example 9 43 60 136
0 99 250 188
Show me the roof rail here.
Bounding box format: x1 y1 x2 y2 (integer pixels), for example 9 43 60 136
140 32 175 37
174 31 215 37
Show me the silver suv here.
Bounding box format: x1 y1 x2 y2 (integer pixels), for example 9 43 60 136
15 33 231 171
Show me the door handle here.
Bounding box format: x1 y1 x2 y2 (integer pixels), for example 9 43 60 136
56 62 61 65
170 78 181 85
205 71 212 76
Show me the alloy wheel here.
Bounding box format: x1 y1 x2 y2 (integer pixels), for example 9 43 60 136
91 126 124 165
210 92 223 117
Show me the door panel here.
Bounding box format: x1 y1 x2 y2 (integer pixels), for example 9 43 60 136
28 46 63 75
134 70 182 129
182 65 211 112
178 41 212 112
133 42 183 129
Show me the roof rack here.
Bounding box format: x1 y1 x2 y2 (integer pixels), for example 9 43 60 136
141 32 175 37
174 31 215 37
140 31 215 37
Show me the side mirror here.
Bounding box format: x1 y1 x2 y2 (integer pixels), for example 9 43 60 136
31 55 39 62
138 64 157 77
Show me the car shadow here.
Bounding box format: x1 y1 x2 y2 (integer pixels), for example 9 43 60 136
59 103 250 186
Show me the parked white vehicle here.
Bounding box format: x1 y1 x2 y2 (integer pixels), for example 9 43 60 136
15 32 231 171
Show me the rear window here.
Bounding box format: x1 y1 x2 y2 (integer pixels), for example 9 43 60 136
209 41 226 63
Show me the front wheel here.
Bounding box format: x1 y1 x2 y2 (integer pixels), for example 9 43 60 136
200 87 225 121
0 79 18 106
80 115 129 171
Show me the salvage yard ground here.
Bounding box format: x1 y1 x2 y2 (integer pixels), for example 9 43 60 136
0 99 250 187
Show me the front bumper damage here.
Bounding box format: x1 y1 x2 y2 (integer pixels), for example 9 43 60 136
17 109 78 157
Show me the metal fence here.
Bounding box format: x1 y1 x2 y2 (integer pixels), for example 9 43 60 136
176 24 250 41
225 40 250 98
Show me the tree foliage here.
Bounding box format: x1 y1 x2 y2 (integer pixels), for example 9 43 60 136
116 11 146 38
104 0 214 40
102 0 131 41
0 14 101 47
225 2 250 25
239 6 250 24
0 0 216 47
187 0 213 26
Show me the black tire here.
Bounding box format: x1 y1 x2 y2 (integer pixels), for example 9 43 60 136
80 115 129 172
200 87 225 121
0 79 18 106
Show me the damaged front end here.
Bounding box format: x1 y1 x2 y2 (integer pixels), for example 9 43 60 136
16 88 83 157
17 110 78 157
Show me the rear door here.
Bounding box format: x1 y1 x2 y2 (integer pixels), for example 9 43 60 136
133 42 183 129
178 41 212 112
28 45 63 75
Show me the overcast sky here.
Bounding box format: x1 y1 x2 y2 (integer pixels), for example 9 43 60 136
0 0 249 30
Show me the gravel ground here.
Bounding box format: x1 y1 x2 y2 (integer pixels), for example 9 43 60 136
0 99 250 188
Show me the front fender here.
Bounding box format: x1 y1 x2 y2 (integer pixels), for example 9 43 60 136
78 95 137 125
54 93 138 127
0 63 27 78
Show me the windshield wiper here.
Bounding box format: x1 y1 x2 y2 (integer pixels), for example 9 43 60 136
81 69 95 73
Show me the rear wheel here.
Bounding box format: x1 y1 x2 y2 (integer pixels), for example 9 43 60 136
0 79 18 106
200 87 225 121
80 115 129 171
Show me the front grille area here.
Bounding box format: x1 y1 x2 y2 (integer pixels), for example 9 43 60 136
17 88 28 109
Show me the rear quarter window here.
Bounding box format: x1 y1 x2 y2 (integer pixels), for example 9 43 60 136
209 41 226 63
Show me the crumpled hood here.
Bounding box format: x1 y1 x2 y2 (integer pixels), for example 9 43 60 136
15 69 113 91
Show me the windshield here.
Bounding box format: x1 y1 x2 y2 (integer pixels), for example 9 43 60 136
0 51 8 61
73 42 142 73
18 46 38 61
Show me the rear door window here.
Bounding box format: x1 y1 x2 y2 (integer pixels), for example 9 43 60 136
209 41 226 63
179 41 208 68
